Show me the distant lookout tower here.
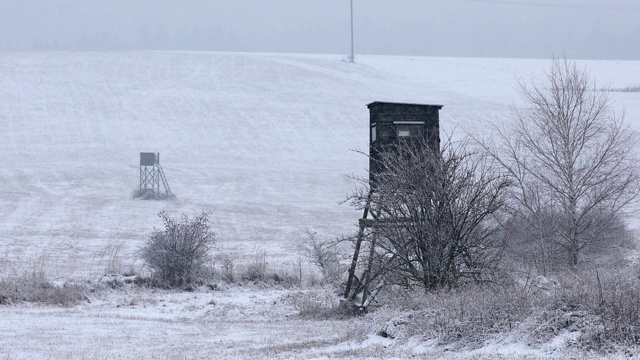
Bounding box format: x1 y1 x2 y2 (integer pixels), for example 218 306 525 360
137 152 173 199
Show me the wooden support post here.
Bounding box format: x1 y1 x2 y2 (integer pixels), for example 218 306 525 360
344 211 367 298
360 230 377 307
344 191 372 299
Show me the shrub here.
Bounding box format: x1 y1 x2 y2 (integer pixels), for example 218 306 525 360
348 137 509 298
303 231 343 285
139 211 216 287
610 85 640 93
577 271 640 349
504 213 634 274
242 251 268 282
373 269 640 352
399 283 534 346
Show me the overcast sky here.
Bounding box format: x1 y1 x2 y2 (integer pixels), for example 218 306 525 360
1 0 639 59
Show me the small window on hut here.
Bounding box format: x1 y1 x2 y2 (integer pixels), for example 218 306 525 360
371 125 377 142
396 124 424 138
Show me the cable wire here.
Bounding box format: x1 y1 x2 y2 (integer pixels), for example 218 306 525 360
462 0 640 11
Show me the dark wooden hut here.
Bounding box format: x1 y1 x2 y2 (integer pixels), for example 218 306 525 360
367 101 443 184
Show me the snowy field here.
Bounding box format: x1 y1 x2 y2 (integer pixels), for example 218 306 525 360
1 51 640 358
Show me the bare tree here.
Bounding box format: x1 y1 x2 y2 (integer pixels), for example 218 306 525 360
486 58 640 269
348 136 510 296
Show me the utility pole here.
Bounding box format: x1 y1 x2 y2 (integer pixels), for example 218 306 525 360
349 0 355 63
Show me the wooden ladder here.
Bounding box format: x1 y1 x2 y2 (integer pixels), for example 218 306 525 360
157 165 172 195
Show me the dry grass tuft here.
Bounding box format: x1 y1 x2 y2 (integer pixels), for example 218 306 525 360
288 290 356 319
0 274 88 306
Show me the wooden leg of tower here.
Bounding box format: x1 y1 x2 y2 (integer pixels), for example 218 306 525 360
360 229 377 308
344 191 373 299
344 220 366 298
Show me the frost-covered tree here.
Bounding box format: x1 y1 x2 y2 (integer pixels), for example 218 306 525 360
348 137 510 295
488 58 640 268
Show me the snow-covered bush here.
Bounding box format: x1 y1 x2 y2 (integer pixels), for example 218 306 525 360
348 137 510 295
242 251 268 282
503 213 634 274
576 271 640 350
404 284 534 346
139 211 216 287
366 269 640 352
303 231 343 285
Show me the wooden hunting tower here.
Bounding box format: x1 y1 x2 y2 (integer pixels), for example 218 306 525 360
344 101 443 309
368 101 443 184
138 152 172 198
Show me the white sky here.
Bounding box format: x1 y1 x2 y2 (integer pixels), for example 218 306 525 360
1 0 639 59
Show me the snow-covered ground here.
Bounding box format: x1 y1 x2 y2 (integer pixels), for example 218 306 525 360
1 51 640 358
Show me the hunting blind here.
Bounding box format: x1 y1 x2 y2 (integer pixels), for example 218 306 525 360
345 101 443 309
138 152 172 199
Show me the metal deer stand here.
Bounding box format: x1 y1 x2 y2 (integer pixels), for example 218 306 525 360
344 102 443 310
138 152 173 199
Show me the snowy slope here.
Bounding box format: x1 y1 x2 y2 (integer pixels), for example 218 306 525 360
1 52 639 275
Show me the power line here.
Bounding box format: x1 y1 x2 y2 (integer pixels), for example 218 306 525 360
462 0 640 11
